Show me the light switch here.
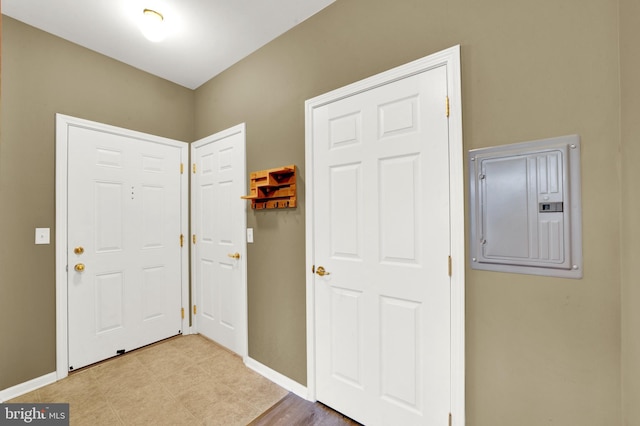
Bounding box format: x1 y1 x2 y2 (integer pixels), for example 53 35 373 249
35 228 50 245
247 228 254 243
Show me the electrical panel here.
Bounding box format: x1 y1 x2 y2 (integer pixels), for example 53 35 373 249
469 135 582 278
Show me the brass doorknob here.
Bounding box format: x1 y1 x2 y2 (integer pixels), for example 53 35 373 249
74 263 85 272
316 266 330 276
227 252 240 260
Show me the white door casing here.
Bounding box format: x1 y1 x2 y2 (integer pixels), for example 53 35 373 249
191 124 248 357
56 114 189 378
305 46 465 425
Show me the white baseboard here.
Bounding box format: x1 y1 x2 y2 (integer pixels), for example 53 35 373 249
0 372 57 403
244 357 311 401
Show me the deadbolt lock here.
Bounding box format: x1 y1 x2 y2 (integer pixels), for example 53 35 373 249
74 246 85 255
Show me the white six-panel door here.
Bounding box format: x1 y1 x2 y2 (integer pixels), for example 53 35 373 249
62 118 187 371
191 124 247 356
306 46 465 426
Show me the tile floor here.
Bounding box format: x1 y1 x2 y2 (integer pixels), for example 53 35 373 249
8 334 289 425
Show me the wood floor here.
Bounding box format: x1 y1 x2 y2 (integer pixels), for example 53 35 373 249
249 393 362 426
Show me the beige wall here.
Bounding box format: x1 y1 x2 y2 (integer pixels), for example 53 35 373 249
620 0 640 424
1 0 634 424
0 16 194 389
0 6 2 192
196 0 622 425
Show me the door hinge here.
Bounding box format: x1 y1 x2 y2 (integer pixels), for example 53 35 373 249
181 307 185 319
448 256 452 277
192 234 196 244
180 163 184 174
449 412 452 426
192 163 197 174
446 96 450 118
180 234 184 247
193 305 197 315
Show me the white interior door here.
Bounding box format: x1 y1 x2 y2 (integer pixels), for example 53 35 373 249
307 49 463 426
65 120 186 371
191 124 247 356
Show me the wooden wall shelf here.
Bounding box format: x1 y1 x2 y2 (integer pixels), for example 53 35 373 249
241 165 297 209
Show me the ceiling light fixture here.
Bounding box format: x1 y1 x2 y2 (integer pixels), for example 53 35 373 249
139 8 166 42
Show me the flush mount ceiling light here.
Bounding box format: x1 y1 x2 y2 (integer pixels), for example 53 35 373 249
139 8 166 42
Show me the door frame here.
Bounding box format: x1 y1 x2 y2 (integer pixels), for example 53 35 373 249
55 114 190 380
304 45 465 424
190 123 248 359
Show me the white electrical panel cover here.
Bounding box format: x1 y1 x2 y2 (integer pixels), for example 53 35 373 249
469 135 582 278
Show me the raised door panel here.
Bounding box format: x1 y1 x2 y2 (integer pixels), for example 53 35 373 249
313 65 451 426
67 126 182 370
191 125 246 355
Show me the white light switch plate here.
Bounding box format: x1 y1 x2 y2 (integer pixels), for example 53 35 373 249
247 228 254 243
35 228 50 245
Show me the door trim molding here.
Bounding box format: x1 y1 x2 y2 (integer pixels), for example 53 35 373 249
190 123 248 359
304 45 465 425
55 114 189 380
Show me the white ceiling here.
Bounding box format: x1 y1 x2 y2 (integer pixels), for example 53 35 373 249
1 0 335 89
